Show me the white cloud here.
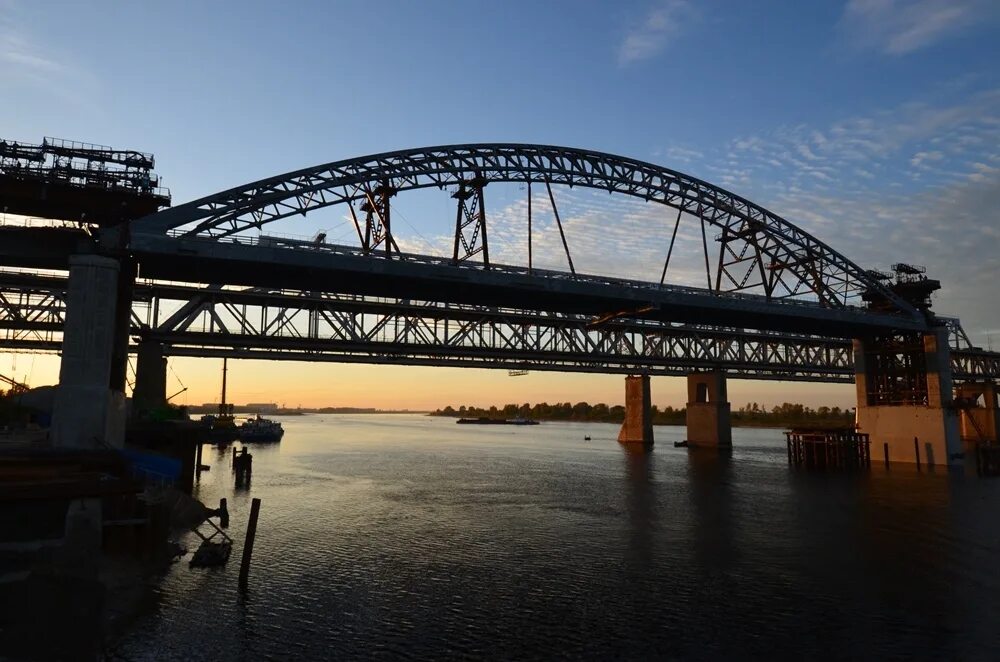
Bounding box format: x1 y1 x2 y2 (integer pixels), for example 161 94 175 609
708 87 1000 345
840 0 996 55
909 150 943 167
618 0 694 65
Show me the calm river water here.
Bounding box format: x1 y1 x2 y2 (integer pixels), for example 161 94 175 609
118 414 1000 660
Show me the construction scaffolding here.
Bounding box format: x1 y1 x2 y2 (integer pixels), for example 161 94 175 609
863 263 940 313
0 136 170 224
862 332 929 406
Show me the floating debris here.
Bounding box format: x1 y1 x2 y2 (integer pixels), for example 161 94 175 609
190 540 232 568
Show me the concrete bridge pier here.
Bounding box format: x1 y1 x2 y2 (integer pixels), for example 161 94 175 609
132 341 168 417
854 328 962 467
50 255 127 449
956 381 999 445
618 374 653 446
685 371 732 447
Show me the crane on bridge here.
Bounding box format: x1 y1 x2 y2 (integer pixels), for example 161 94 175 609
0 372 28 394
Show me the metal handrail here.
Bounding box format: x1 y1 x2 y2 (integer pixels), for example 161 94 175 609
163 230 884 315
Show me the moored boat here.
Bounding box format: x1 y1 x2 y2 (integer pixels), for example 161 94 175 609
456 417 539 425
238 414 285 442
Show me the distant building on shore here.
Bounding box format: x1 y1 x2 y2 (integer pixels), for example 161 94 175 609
196 402 279 413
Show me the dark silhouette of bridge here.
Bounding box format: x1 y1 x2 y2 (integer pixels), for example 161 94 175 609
1 140 998 463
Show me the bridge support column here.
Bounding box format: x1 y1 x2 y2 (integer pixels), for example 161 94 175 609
854 329 962 466
685 371 732 447
956 381 999 444
51 255 126 449
132 341 168 418
618 374 653 446
110 258 136 392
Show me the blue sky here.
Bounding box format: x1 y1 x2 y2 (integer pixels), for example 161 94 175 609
2 0 999 408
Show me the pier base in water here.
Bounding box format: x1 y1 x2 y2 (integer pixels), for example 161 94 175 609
685 371 731 447
618 374 653 447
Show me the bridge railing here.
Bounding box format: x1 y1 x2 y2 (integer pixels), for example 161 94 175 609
162 230 886 316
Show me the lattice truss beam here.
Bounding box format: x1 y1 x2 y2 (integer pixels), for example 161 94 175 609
134 144 918 318
134 286 855 381
2 276 996 381
0 284 66 344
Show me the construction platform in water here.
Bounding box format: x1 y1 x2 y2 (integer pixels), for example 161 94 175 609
785 429 872 470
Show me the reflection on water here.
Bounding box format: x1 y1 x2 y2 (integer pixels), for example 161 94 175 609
118 415 1000 659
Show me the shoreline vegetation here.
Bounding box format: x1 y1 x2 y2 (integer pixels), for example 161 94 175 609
181 405 427 416
430 402 855 429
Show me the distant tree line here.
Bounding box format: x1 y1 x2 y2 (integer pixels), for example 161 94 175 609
430 401 855 428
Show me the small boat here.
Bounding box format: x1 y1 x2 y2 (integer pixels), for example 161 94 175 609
238 414 285 442
584 435 592 441
673 440 689 448
200 412 239 443
456 417 539 426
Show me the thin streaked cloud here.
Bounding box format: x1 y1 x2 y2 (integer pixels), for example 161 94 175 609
839 0 997 55
618 0 695 65
0 1 98 110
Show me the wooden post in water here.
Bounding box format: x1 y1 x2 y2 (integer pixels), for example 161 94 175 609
239 497 261 588
232 446 237 469
914 436 921 470
883 442 889 469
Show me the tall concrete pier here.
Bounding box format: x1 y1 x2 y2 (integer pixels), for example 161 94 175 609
50 255 126 448
854 328 962 466
685 371 732 447
618 374 653 446
957 381 999 444
132 340 168 416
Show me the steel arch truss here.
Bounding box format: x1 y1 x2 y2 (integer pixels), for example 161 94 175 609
135 144 919 319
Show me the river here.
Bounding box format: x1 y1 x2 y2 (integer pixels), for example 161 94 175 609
117 414 1000 659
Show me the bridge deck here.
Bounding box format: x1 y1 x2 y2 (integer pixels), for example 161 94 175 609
128 232 924 338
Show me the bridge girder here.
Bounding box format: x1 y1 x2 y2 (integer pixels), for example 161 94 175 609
2 272 997 383
132 144 922 321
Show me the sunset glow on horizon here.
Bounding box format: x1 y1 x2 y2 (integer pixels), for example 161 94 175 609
3 353 854 411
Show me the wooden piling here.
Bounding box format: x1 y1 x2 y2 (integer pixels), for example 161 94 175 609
914 436 921 471
219 498 229 528
239 497 261 587
883 442 889 469
785 428 870 471
234 449 252 487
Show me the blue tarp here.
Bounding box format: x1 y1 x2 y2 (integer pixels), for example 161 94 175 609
120 448 181 483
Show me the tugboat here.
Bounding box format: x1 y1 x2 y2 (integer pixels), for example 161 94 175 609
238 414 285 442
200 358 239 444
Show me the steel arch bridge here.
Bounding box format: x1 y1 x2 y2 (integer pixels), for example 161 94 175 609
133 144 922 325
